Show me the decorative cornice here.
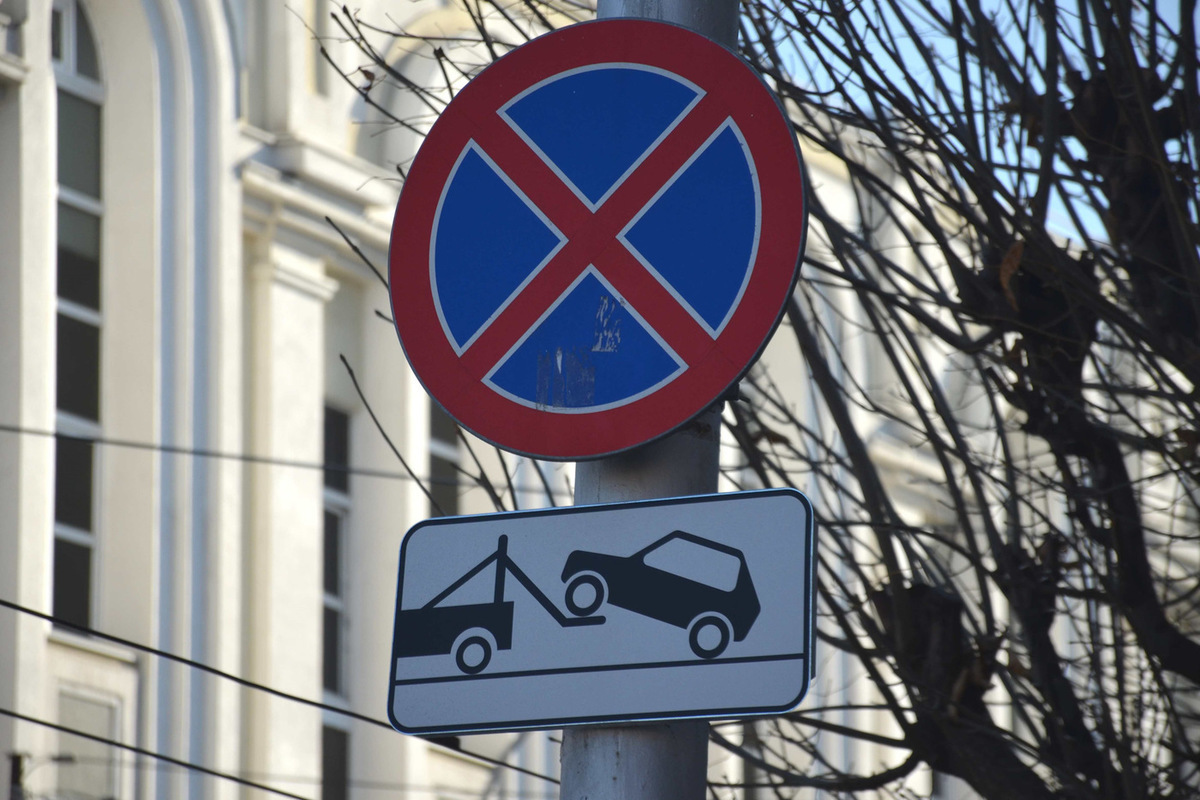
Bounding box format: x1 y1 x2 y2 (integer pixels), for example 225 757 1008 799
250 245 339 303
0 52 27 86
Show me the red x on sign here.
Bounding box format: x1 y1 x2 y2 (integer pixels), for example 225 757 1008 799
455 88 736 379
388 19 807 460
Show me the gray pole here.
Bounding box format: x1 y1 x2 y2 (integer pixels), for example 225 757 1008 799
595 0 739 45
560 4 739 797
562 410 721 800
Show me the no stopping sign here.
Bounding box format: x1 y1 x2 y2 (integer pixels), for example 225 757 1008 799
388 19 806 459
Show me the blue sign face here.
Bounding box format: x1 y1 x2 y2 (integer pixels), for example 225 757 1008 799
388 19 806 459
430 64 761 413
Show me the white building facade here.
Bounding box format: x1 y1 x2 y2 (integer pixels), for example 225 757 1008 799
0 0 943 797
0 0 571 797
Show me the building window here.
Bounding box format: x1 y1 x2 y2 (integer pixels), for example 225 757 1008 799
322 509 345 694
51 0 100 80
324 406 350 493
429 403 459 517
321 724 349 800
323 407 350 695
53 0 103 630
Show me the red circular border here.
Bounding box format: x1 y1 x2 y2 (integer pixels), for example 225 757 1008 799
388 19 806 460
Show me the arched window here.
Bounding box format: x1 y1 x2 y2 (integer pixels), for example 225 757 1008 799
52 0 103 629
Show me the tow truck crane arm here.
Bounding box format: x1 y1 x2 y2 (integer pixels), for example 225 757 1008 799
502 551 604 627
421 535 604 628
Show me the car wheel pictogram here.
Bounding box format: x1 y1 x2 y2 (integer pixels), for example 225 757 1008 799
565 572 607 617
454 630 495 674
688 613 731 659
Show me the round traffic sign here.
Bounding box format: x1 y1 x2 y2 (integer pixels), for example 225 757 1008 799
388 19 806 460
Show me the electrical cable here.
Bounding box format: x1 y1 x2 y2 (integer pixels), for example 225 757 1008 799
64 755 561 797
0 598 559 785
0 422 433 485
0 421 574 500
0 707 313 800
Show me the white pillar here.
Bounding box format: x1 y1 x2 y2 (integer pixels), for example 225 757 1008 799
345 277 438 799
244 244 337 797
0 2 56 766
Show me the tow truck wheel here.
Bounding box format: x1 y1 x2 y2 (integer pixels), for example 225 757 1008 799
688 614 731 659
565 572 606 616
454 634 493 675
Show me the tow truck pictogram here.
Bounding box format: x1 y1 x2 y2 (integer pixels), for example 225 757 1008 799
393 535 604 674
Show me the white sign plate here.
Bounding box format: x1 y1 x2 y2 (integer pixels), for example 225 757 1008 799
387 489 815 734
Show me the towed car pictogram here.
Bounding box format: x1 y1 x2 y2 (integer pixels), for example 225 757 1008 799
560 530 761 658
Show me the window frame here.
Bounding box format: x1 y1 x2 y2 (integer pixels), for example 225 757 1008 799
52 0 104 631
321 496 349 698
51 0 102 86
320 721 350 800
322 406 351 700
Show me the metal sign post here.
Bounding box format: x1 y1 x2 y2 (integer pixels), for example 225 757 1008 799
559 1 742 795
562 410 722 799
381 0 805 793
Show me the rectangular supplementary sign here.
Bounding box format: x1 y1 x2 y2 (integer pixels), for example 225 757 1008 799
387 488 815 735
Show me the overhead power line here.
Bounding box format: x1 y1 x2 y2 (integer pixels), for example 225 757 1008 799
0 598 559 786
0 422 430 484
0 421 575 501
0 706 312 800
64 755 561 797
